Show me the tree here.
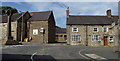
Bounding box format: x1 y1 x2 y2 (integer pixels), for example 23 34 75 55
0 6 18 15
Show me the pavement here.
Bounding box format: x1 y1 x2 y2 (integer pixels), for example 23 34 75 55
1 43 120 61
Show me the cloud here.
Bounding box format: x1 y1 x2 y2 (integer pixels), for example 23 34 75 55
64 2 118 15
24 2 118 28
2 2 117 28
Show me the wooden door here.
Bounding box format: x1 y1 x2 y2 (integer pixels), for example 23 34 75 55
103 36 108 46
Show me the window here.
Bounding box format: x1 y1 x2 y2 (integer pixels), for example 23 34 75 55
103 27 108 32
60 35 63 37
72 28 78 32
64 35 67 37
92 34 101 41
56 35 58 40
93 28 98 32
64 35 67 40
71 34 81 42
56 35 58 37
109 36 114 42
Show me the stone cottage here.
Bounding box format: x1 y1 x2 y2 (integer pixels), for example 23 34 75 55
0 11 31 43
66 8 119 46
28 11 56 43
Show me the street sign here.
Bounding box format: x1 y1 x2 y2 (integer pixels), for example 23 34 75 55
33 29 38 35
40 28 44 33
111 22 115 27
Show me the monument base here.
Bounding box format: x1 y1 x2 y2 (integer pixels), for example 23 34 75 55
5 40 20 45
5 36 20 45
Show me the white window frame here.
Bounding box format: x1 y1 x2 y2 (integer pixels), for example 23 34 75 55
102 27 108 32
71 34 81 42
72 28 78 32
108 36 114 42
93 28 99 32
91 34 101 41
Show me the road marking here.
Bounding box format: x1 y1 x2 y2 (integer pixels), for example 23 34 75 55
85 54 107 60
31 52 37 61
2 45 29 49
79 49 90 59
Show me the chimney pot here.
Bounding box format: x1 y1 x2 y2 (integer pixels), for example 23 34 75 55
106 9 112 18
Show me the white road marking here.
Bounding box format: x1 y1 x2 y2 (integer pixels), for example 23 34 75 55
2 45 28 49
85 54 107 60
31 52 37 61
79 49 90 59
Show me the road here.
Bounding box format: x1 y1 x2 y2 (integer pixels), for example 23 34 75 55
1 43 120 61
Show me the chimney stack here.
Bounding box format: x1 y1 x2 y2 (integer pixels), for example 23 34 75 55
66 7 69 18
106 9 112 18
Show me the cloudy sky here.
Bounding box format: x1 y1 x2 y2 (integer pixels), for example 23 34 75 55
1 2 118 28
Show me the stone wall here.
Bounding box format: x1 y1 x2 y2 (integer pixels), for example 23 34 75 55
48 14 56 43
55 33 67 42
0 22 17 41
29 21 48 43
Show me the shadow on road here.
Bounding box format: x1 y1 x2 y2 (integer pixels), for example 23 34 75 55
2 53 119 61
2 54 56 61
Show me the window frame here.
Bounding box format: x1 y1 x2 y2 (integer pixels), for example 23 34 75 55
102 27 108 32
108 36 114 42
93 28 98 32
91 34 101 41
71 34 81 42
72 28 78 32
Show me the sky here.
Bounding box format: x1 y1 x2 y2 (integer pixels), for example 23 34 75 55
1 2 118 28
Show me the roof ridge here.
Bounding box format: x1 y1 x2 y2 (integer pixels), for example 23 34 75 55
69 15 118 17
30 11 52 13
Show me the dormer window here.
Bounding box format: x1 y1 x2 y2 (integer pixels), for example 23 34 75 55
93 28 98 32
72 28 78 32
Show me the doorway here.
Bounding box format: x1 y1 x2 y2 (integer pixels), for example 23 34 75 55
103 36 108 46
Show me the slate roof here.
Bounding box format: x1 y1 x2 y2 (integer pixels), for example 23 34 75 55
56 28 66 34
67 15 119 25
0 13 22 23
0 11 30 23
29 11 52 21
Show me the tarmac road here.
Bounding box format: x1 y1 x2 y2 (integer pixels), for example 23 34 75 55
1 43 119 61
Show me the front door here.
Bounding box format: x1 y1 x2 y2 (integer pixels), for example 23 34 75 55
103 36 108 46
